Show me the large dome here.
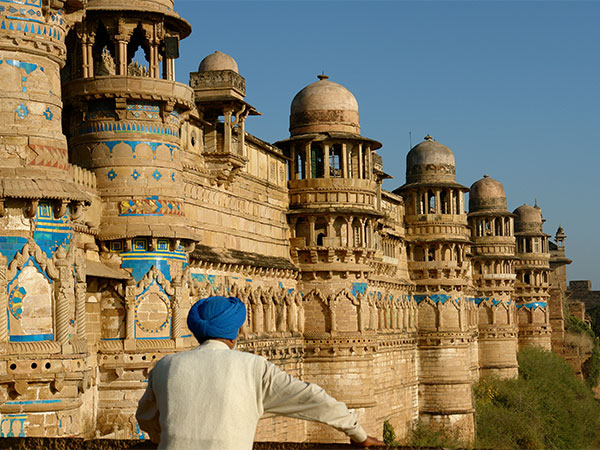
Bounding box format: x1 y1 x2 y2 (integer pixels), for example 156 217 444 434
406 136 456 184
514 203 544 233
290 75 360 136
198 51 239 73
469 175 507 212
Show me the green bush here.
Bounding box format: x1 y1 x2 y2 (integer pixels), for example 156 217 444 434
588 304 600 338
474 347 600 450
403 420 465 448
382 420 397 446
583 343 600 388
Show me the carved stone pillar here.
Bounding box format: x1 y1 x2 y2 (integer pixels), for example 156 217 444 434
308 217 316 246
125 279 137 342
75 282 87 340
114 35 129 76
54 250 75 346
171 279 183 341
323 143 330 178
0 254 8 342
341 143 348 178
224 110 233 154
358 143 363 179
304 142 311 179
296 295 305 334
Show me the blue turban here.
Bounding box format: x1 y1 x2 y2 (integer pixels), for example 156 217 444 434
187 296 246 342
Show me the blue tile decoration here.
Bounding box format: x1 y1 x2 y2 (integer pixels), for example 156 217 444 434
171 173 175 182
0 414 27 438
14 102 29 120
131 169 140 180
152 170 162 181
119 197 183 217
9 333 54 342
414 294 452 305
0 236 28 267
8 286 25 319
107 169 117 181
34 201 72 258
191 273 206 282
351 282 368 297
120 238 187 282
517 302 547 310
43 107 53 120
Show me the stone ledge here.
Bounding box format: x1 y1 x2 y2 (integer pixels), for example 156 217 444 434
0 439 464 450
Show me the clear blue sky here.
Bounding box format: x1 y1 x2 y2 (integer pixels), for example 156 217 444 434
173 0 599 289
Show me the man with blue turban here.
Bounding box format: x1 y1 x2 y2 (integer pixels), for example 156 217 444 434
136 296 384 449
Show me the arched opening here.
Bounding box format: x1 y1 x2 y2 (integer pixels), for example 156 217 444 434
413 245 425 262
315 218 327 246
127 23 151 77
495 218 502 236
92 22 116 76
295 218 310 245
428 190 435 213
333 217 346 246
329 144 342 177
440 190 449 214
310 143 324 178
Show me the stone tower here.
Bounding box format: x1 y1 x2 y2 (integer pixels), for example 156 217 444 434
275 75 402 441
60 0 199 436
0 0 96 437
394 136 475 438
548 225 571 352
513 203 552 350
189 51 259 187
468 175 518 378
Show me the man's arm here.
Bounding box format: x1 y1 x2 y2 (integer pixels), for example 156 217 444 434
260 360 384 446
135 371 161 444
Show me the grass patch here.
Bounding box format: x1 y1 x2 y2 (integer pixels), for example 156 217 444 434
474 347 600 450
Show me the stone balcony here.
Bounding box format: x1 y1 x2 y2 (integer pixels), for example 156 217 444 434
63 76 195 112
288 178 378 214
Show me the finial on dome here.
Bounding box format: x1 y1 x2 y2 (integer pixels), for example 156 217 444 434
534 198 540 209
317 73 329 81
424 134 433 141
483 174 489 178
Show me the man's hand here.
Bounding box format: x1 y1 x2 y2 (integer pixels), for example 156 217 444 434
351 435 386 447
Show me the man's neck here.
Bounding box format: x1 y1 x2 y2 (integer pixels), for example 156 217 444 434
210 338 236 349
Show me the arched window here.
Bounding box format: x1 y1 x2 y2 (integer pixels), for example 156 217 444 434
310 143 324 178
440 190 449 214
428 190 435 213
92 22 116 76
127 24 151 77
330 144 342 177
315 218 327 246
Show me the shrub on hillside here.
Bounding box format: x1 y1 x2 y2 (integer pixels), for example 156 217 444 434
474 347 600 450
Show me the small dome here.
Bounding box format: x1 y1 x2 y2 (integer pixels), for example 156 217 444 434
198 51 239 73
406 135 456 184
469 174 507 212
290 75 360 136
514 203 544 233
